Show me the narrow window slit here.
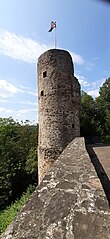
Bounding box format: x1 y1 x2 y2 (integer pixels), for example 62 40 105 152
72 123 75 128
43 71 47 78
41 90 44 96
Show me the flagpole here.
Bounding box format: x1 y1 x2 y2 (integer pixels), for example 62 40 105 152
54 25 56 49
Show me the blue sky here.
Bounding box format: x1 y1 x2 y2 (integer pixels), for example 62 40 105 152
0 0 110 123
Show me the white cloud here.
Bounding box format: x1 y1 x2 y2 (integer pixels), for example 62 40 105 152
85 62 95 71
70 51 84 65
18 100 38 106
0 99 10 103
100 78 106 86
75 73 89 87
0 79 22 98
0 107 14 114
0 107 5 112
0 29 49 63
16 108 37 117
18 87 37 96
0 107 38 123
25 90 37 96
0 29 84 65
16 108 38 123
0 79 37 98
87 89 99 98
87 78 106 98
20 85 32 90
74 75 106 98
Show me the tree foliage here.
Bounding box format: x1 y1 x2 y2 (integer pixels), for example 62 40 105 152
80 77 110 139
96 77 110 135
0 117 38 210
80 91 96 136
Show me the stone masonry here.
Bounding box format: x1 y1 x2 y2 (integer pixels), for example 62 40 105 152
1 138 110 239
37 49 80 183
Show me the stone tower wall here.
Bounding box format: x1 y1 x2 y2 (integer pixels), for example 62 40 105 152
37 49 80 183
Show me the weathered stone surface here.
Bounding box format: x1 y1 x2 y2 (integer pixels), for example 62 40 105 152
37 49 80 182
1 138 110 239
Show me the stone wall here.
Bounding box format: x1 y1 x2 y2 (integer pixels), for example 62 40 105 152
38 49 80 182
1 138 110 239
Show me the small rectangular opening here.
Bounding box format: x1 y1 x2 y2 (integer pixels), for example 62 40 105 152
72 123 75 129
41 90 44 96
43 71 47 78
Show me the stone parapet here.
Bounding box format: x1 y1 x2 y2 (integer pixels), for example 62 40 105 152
1 138 110 239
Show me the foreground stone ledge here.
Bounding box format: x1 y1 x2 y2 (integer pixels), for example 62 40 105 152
1 138 110 239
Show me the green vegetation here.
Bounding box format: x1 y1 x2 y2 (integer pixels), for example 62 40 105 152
0 117 38 210
0 185 35 234
102 135 110 144
80 77 110 141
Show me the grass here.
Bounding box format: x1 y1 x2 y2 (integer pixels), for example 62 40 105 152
0 185 35 235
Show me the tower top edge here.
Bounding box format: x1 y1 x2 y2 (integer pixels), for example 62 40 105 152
38 48 72 62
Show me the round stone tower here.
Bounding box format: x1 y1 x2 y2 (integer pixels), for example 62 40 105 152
37 49 80 183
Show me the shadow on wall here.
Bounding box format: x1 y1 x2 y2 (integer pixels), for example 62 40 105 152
86 144 110 207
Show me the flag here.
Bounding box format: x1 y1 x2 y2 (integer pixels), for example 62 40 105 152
48 21 56 32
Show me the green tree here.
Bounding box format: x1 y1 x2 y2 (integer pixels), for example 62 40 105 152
96 77 110 135
99 77 110 106
80 91 96 136
25 146 38 182
0 118 21 208
80 78 110 139
0 117 38 210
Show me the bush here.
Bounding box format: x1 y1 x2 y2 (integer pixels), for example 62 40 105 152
102 135 110 144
